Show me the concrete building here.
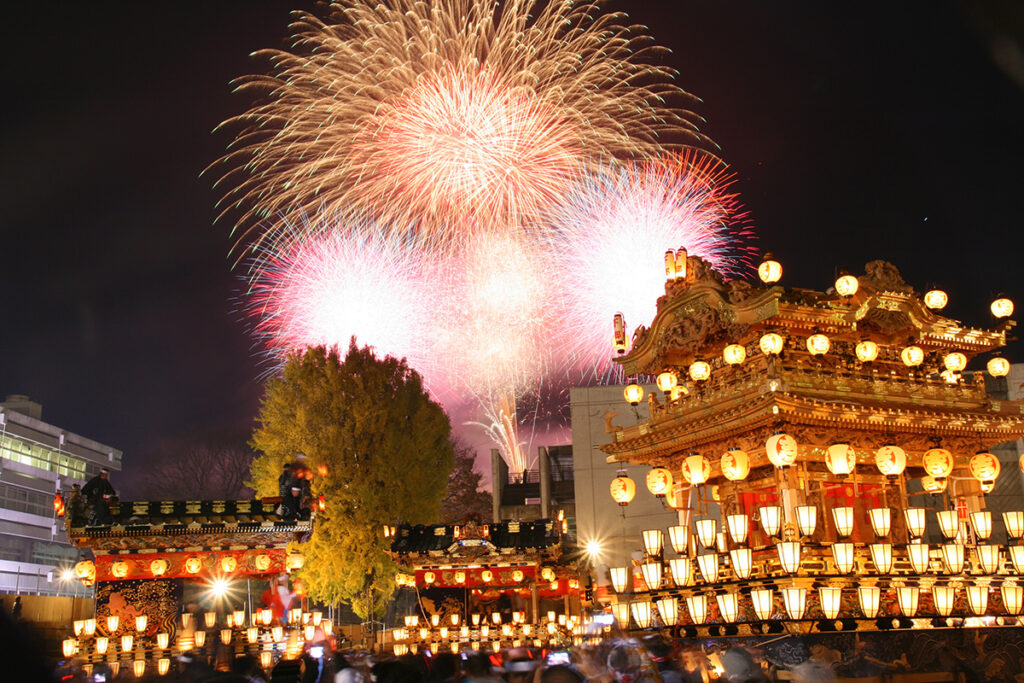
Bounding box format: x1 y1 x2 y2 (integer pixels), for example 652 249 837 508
490 445 576 533
570 384 680 581
0 395 122 597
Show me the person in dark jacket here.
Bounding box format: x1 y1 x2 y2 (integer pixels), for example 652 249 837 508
82 468 115 525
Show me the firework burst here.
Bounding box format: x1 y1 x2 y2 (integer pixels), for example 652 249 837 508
213 0 707 252
245 217 445 383
546 151 755 381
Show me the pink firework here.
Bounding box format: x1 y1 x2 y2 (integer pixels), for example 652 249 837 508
546 151 755 380
246 221 447 386
351 65 582 234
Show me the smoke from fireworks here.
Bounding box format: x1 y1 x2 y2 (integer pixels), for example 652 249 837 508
214 0 707 251
546 151 755 381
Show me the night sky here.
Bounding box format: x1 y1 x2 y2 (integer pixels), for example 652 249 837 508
3 1 1023 496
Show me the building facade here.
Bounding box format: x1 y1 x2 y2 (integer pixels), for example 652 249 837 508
0 395 122 597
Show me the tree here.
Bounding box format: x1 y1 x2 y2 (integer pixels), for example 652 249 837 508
440 441 493 523
140 438 254 500
249 342 453 618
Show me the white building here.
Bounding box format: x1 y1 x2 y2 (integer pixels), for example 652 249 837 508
0 395 122 597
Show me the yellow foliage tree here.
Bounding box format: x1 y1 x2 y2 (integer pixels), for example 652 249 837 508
249 342 453 617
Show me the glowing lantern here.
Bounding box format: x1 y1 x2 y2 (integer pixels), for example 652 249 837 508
107 615 120 632
967 585 988 616
765 433 798 468
875 445 907 478
623 382 644 406
685 594 708 624
750 589 773 621
976 544 1000 573
655 372 677 394
868 508 891 537
991 298 1014 319
832 507 855 538
825 443 856 477
641 530 663 557
987 356 1010 377
729 548 752 579
111 561 130 579
922 448 954 479
777 541 802 574
759 332 785 355
682 454 711 486
481 570 493 583
806 334 830 356
668 558 691 587
630 600 653 629
75 560 95 586
858 587 880 618
921 475 948 494
1004 511 1024 540
454 570 466 584
723 344 746 365
835 274 859 297
609 567 629 593
613 313 628 354
1002 584 1023 615
907 543 930 573
937 510 960 540
696 553 719 583
795 505 817 537
194 630 207 647
869 543 894 574
254 554 272 572
819 587 843 619
716 592 740 623
62 638 77 657
924 289 948 310
121 634 134 652
897 586 920 617
656 597 679 626
665 250 678 281
758 256 782 284
184 557 202 574
149 559 168 577
969 451 1000 484
423 571 436 584
759 506 782 537
726 514 749 544
943 352 967 373
782 588 806 619
220 556 238 573
135 615 148 632
610 472 636 506
133 660 146 678
640 562 661 590
668 526 689 554
95 637 109 654
670 385 688 401
855 340 879 363
156 632 170 649
832 543 854 573
721 449 750 480
645 467 673 497
688 361 711 382
900 345 924 367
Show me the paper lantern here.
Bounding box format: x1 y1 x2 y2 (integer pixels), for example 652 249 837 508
897 587 920 617
640 562 661 591
682 454 711 486
858 587 880 618
655 372 678 394
900 345 924 367
689 361 711 382
630 601 653 629
750 589 774 621
765 433 798 468
923 448 954 479
819 587 843 619
111 561 130 578
612 313 628 354
610 472 636 506
697 553 719 583
723 344 746 365
149 559 168 577
921 475 948 494
623 382 644 406
832 507 854 538
855 340 879 363
967 585 988 616
795 505 817 537
907 543 930 573
645 467 673 496
656 597 679 626
988 357 1010 377
806 333 830 356
759 505 782 537
832 543 854 574
758 257 782 284
777 542 802 574
825 444 856 477
609 567 629 593
695 519 718 549
1004 511 1024 540
1002 584 1023 615
668 525 689 554
726 514 749 544
969 451 1000 483
721 449 750 480
759 332 785 355
220 556 238 573
668 558 691 587
991 298 1014 319
641 529 663 557
184 556 202 574
937 510 960 539
835 274 859 296
729 548 753 579
943 352 967 373
685 594 708 624
716 592 740 623
782 588 807 619
941 543 966 574
924 289 948 310
875 445 907 478
868 508 891 538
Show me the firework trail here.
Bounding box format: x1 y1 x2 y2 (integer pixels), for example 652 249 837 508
545 151 755 382
213 0 708 253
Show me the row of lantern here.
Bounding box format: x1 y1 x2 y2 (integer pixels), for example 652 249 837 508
396 620 573 643
754 254 1015 320
72 552 303 584
623 340 1010 407
637 508 1024 557
611 436 1002 506
58 657 177 679
401 610 566 628
610 580 1024 629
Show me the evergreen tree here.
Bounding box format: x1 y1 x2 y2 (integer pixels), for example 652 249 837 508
249 342 453 617
440 442 493 523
